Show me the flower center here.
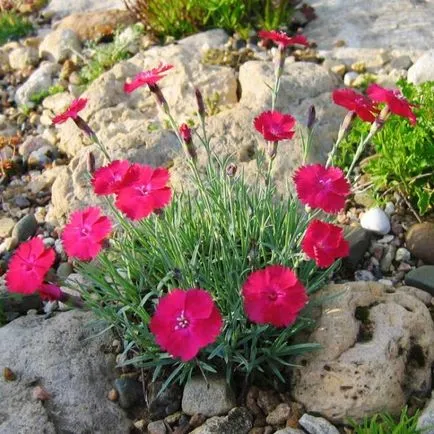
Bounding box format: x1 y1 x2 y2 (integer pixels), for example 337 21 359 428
266 286 280 302
80 226 90 237
138 185 150 196
175 311 190 330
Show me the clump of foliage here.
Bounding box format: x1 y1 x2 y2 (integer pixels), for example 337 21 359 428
79 24 143 86
334 79 434 215
0 11 33 45
30 84 65 105
124 0 295 39
349 407 423 434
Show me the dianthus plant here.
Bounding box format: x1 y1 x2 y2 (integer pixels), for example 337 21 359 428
5 30 416 391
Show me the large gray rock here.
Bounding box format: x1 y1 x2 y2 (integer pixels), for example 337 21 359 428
417 392 434 434
182 376 236 417
0 310 131 433
291 282 434 423
408 49 434 84
190 407 253 434
305 0 434 50
406 222 434 265
39 28 82 63
15 62 60 106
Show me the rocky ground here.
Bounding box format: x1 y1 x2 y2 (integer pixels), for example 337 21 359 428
1 0 434 433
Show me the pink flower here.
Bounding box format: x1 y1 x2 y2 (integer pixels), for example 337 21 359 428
367 84 417 125
115 164 172 220
149 289 223 361
92 160 132 196
332 89 379 123
5 238 55 295
62 207 112 261
254 111 296 142
52 98 88 125
302 220 349 268
38 283 63 301
179 123 192 143
293 164 350 213
242 265 308 327
258 30 309 48
124 64 174 94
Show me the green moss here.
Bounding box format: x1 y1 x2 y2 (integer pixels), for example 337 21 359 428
0 11 33 45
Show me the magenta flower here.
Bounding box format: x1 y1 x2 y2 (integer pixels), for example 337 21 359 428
5 238 55 294
367 84 417 125
92 160 132 196
258 30 309 48
302 220 349 268
62 207 112 261
149 289 223 361
38 283 63 301
332 89 379 123
124 64 174 94
242 265 308 327
52 98 88 125
293 164 351 213
115 164 172 220
254 111 296 142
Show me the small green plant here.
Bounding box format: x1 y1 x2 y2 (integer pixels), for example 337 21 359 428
0 11 33 45
124 0 294 39
29 84 65 105
79 25 143 86
349 407 423 434
334 79 434 215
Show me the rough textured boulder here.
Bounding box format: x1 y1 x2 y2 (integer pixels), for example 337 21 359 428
0 311 131 433
291 282 434 423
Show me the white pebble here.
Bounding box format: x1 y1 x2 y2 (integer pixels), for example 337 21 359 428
360 207 391 235
384 202 395 216
395 247 411 262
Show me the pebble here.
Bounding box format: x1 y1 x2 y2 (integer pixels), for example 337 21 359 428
12 214 38 242
113 378 143 409
355 270 376 281
298 414 339 434
274 429 305 434
406 222 434 265
380 244 397 273
0 236 18 254
344 71 359 86
405 266 434 296
56 262 73 279
257 389 281 415
147 420 167 434
360 208 391 235
0 217 15 238
344 225 371 269
384 202 395 215
107 388 118 401
378 279 393 286
378 234 395 244
266 403 291 426
395 247 411 262
43 237 55 247
331 64 346 76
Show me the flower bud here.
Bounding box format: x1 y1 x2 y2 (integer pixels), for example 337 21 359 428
148 83 169 113
74 116 98 142
307 105 316 130
337 110 356 143
370 105 390 135
179 123 197 161
226 163 237 177
195 88 206 119
87 151 95 174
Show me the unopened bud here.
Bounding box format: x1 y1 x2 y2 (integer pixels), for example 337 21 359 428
195 88 206 119
370 105 390 135
179 123 197 161
337 110 356 143
267 141 279 160
74 116 98 142
87 151 95 174
307 105 316 130
148 84 169 113
226 163 237 177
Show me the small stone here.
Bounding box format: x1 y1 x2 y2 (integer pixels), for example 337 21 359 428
107 388 118 401
344 71 359 86
257 390 281 416
380 244 397 273
133 419 146 430
0 236 18 253
164 411 183 425
147 420 167 434
298 414 339 434
395 247 411 262
360 207 391 235
331 64 346 76
378 279 393 286
113 378 143 409
190 407 253 434
351 61 366 73
353 192 376 208
148 380 182 420
275 429 305 434
406 223 434 265
182 376 236 417
384 202 395 216
390 55 412 70
0 217 15 238
408 50 434 85
32 385 51 401
57 262 73 279
405 266 434 296
398 262 412 272
14 196 31 209
3 367 16 381
417 392 434 433
378 234 395 244
266 403 291 426
355 270 376 281
344 225 371 269
12 214 38 242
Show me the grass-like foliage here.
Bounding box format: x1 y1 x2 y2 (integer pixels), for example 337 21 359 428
334 79 434 215
0 11 33 45
76 152 336 388
30 84 65 105
349 407 423 434
124 0 294 39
